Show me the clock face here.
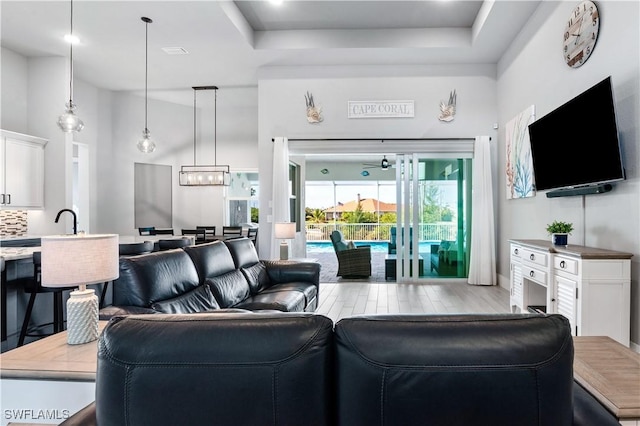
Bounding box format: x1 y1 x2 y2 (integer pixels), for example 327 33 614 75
563 1 600 68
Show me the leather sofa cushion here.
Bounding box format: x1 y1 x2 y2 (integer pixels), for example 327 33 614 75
113 249 200 308
206 270 251 308
242 262 271 294
235 290 306 312
183 241 236 282
151 285 220 314
334 314 574 426
94 313 334 426
261 283 317 308
225 237 260 268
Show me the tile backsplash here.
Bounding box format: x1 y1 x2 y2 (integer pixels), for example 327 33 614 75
0 210 28 237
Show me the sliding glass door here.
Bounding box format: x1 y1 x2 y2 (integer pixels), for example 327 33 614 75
394 154 472 282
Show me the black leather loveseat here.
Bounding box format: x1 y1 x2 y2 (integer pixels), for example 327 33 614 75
61 312 619 426
99 237 320 318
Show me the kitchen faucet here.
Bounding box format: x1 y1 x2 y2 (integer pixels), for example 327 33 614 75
55 208 78 235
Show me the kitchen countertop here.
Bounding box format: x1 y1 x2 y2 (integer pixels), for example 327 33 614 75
0 246 39 261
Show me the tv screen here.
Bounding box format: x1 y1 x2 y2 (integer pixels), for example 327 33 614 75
528 76 625 192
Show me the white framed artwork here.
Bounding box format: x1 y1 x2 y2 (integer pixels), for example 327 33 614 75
505 105 536 199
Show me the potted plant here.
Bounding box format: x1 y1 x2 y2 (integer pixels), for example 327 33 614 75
546 220 573 246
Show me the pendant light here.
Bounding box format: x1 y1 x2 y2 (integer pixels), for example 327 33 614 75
137 17 156 153
57 0 84 133
179 86 230 186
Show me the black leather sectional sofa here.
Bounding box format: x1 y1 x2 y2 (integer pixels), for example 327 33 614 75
61 312 619 426
99 237 320 318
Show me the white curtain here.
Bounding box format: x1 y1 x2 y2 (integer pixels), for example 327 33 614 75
271 137 290 258
468 136 496 285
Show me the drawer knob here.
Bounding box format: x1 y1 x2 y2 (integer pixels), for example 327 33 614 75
514 248 519 255
530 271 535 277
530 254 535 261
560 260 566 268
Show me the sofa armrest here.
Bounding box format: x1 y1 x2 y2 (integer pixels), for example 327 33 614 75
59 402 96 426
262 260 320 287
99 305 159 320
572 381 620 426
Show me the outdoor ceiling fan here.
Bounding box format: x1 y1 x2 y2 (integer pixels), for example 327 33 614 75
362 155 392 171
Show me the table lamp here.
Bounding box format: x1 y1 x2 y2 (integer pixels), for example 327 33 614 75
274 222 296 260
41 234 119 345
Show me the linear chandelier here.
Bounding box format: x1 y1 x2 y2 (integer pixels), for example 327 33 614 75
179 86 230 186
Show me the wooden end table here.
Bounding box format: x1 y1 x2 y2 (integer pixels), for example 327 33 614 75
573 336 640 425
0 322 107 426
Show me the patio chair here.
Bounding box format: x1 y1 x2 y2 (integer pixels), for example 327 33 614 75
388 227 413 254
330 230 371 278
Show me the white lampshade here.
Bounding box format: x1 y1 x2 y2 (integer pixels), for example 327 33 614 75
274 222 296 239
41 234 119 288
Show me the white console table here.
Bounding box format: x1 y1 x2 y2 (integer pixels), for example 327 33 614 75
509 239 632 347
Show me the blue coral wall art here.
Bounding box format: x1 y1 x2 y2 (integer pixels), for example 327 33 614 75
506 105 536 199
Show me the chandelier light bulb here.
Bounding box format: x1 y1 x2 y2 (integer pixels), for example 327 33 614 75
137 128 156 153
57 102 84 133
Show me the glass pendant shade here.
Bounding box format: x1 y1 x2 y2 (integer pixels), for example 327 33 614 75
57 101 84 133
137 17 155 153
137 128 156 153
58 0 82 133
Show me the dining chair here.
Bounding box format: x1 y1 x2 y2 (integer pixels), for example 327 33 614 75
196 226 216 241
138 226 156 236
158 238 193 251
246 228 258 245
182 229 206 244
17 252 75 346
222 226 243 238
154 228 174 236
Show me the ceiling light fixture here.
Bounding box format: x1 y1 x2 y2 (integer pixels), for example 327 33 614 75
137 17 156 153
179 86 230 186
57 0 84 133
381 155 390 170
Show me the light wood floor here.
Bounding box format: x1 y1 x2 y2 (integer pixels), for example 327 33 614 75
316 280 511 323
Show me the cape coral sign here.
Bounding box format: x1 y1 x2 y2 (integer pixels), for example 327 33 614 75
347 100 414 119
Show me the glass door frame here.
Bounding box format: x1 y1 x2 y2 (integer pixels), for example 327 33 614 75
394 153 472 283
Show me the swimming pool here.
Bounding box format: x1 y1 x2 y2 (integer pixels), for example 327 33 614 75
306 241 435 253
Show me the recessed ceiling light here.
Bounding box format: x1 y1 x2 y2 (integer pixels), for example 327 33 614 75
161 47 189 55
64 34 80 44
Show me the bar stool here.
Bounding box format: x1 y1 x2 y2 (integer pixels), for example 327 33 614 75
99 241 155 308
158 238 193 251
18 252 75 347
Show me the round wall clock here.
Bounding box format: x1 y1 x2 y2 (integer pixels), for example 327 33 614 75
563 1 600 68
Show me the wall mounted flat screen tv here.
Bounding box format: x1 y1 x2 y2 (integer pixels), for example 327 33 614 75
528 76 625 195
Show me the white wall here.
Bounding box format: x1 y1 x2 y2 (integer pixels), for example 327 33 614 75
1 47 28 132
496 1 640 346
258 70 499 258
1 47 259 237
106 89 259 235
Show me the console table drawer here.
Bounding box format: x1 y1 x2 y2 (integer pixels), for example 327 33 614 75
523 266 547 286
522 248 548 268
555 256 578 275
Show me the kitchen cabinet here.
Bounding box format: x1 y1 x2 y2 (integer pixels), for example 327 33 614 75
0 130 47 209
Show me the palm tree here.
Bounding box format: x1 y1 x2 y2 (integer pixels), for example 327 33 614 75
306 208 326 223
